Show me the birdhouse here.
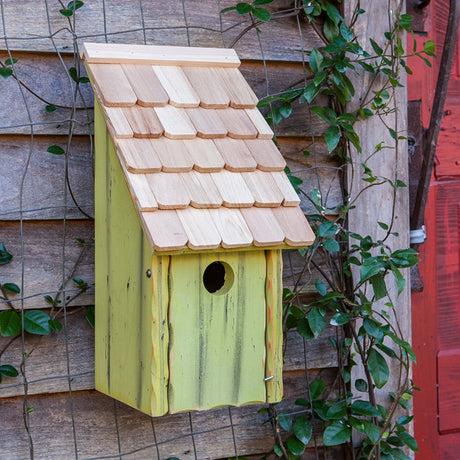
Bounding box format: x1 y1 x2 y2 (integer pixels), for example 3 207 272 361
82 43 315 416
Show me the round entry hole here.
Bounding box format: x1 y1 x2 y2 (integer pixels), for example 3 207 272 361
203 261 234 295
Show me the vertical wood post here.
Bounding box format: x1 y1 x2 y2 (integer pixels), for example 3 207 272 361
344 0 412 440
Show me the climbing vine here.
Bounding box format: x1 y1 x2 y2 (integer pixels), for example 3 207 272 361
0 0 435 458
221 1 433 459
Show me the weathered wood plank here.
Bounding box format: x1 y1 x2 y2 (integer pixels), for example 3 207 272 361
0 136 339 220
0 218 332 311
344 0 411 436
0 135 94 220
0 53 328 136
0 220 94 310
0 53 93 136
0 369 338 459
0 0 322 61
0 307 339 398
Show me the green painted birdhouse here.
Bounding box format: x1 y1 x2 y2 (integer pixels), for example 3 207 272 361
82 43 315 416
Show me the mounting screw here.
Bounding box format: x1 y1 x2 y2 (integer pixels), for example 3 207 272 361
146 269 152 278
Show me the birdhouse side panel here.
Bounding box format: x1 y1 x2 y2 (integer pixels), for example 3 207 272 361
168 251 267 413
265 249 283 403
94 100 169 416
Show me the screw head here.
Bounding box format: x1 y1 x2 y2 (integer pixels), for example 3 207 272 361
146 269 152 278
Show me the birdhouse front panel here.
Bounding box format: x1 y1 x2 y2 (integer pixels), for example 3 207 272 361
83 43 315 416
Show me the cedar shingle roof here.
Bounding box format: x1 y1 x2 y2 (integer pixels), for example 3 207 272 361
82 43 315 252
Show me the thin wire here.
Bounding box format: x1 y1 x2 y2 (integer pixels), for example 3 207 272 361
188 412 199 460
112 401 123 460
228 406 239 459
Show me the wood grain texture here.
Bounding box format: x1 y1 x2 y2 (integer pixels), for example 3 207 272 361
180 170 223 208
211 170 254 208
184 137 225 172
344 0 411 433
122 64 170 107
185 107 228 138
88 63 137 107
214 67 259 109
0 306 340 399
265 250 283 402
0 136 341 220
245 108 274 140
146 172 191 209
117 137 162 173
0 55 328 137
176 207 221 250
123 169 159 211
214 137 257 172
0 1 323 60
141 211 188 252
207 208 253 248
122 106 164 138
82 42 240 67
182 66 231 109
151 137 194 172
94 102 168 415
216 107 259 139
104 106 134 138
241 170 284 207
245 139 286 172
0 369 338 458
272 206 316 247
154 105 197 139
152 66 200 108
241 207 285 247
168 251 266 412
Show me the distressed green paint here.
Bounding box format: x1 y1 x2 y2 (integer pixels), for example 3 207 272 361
94 100 168 416
265 250 283 402
168 251 267 412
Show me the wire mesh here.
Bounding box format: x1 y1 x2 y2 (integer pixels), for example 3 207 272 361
0 1 341 458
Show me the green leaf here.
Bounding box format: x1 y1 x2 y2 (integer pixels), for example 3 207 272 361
319 221 337 237
273 444 283 457
303 83 320 103
370 38 383 56
49 319 63 333
309 379 325 400
315 279 327 296
78 76 90 83
424 40 435 56
286 435 306 455
325 125 341 152
220 6 237 13
360 258 382 283
293 415 312 444
59 8 73 17
68 67 78 82
340 22 353 41
44 295 54 304
297 317 314 339
310 106 337 125
399 431 418 452
0 243 13 265
0 310 21 336
279 102 292 118
368 348 390 388
308 307 326 338
24 310 52 335
326 402 347 419
362 420 381 444
47 145 65 155
86 306 95 328
67 0 84 10
253 0 273 5
3 283 20 294
370 273 387 300
323 421 352 446
278 412 292 432
0 364 19 377
0 67 13 79
330 312 350 326
325 3 342 25
45 105 57 113
323 238 339 252
4 58 18 66
355 378 368 392
252 7 271 22
309 48 323 74
236 3 252 14
378 221 389 230
363 318 382 340
323 19 339 42
390 448 411 460
350 400 380 417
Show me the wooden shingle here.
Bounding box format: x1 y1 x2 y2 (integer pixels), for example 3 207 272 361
82 43 315 252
